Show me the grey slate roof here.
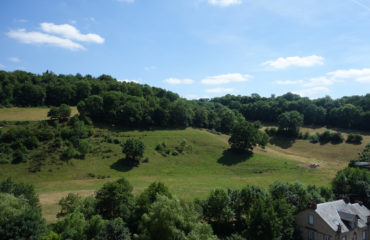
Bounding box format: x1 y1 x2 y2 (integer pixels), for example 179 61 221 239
315 200 370 233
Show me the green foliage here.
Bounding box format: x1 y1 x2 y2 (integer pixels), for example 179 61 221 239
122 138 145 166
277 111 304 137
346 134 363 144
269 181 308 213
57 193 83 218
0 177 39 207
47 104 71 120
95 178 134 221
139 195 216 240
332 167 370 207
0 193 46 240
244 199 281 240
95 217 131 240
228 121 269 153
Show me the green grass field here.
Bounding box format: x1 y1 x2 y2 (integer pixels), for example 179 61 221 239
0 107 78 121
0 107 368 223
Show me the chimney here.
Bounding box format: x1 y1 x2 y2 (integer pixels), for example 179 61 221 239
337 224 342 233
307 201 317 210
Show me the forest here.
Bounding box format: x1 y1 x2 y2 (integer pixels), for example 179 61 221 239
1 70 370 133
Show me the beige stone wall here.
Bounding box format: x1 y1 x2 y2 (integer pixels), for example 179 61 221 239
295 209 336 240
295 209 370 240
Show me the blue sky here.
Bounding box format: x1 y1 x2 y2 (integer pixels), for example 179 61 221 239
1 0 370 99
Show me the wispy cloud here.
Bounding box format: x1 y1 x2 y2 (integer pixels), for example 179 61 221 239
0 64 5 69
293 87 330 98
15 19 27 23
7 29 85 51
205 87 234 93
7 22 104 51
274 80 303 85
9 57 20 63
303 77 337 87
117 0 135 3
350 0 370 11
145 66 156 71
263 55 324 69
208 0 242 7
40 22 104 43
201 73 251 85
327 68 370 83
164 78 194 85
118 79 139 83
186 94 210 100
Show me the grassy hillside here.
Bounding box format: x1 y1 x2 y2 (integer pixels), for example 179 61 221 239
0 107 368 223
0 107 78 121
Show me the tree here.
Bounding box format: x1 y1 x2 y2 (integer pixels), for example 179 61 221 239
0 193 46 240
332 167 370 207
244 199 281 240
96 218 131 240
47 104 71 120
277 111 304 137
95 178 134 221
122 138 145 166
139 195 217 240
228 121 269 153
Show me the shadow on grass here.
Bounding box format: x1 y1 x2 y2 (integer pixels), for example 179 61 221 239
217 149 253 166
269 136 295 149
110 158 134 172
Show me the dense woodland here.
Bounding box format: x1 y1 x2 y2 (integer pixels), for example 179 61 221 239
1 70 370 132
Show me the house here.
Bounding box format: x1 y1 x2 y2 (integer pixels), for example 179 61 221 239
296 199 370 240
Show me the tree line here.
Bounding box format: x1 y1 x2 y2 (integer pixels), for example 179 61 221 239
0 166 369 240
1 70 369 132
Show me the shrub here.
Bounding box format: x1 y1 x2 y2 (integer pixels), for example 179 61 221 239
346 134 363 144
309 134 319 143
12 150 25 164
265 127 278 136
330 132 344 144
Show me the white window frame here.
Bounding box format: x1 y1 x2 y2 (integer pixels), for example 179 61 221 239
363 231 366 240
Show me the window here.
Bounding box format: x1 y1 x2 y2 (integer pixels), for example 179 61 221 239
309 230 315 240
342 236 347 240
309 214 314 225
363 231 366 240
323 235 330 240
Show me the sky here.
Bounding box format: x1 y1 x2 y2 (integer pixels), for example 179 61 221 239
1 0 370 99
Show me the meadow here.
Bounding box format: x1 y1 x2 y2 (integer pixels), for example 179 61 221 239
0 107 369 223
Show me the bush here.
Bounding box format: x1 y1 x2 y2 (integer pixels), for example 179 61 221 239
309 134 319 143
23 136 40 150
330 132 344 144
318 130 331 144
346 134 363 144
12 150 25 164
265 127 277 137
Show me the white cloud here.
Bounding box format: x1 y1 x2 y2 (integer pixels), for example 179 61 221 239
119 79 139 83
15 19 27 23
186 94 210 100
201 73 251 85
303 77 337 87
145 66 156 71
0 64 5 69
205 87 234 93
293 87 330 98
7 29 85 51
40 22 104 44
327 68 370 83
208 0 242 7
274 80 303 85
263 55 324 69
117 0 135 2
164 78 194 85
9 57 20 63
